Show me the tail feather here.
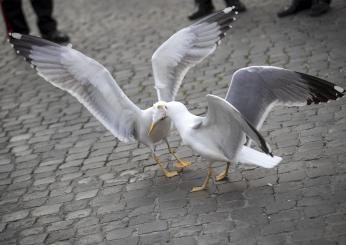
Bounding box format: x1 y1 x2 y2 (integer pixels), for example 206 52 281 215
236 146 282 168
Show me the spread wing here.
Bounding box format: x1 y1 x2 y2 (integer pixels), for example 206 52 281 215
152 8 237 102
9 33 142 142
226 66 345 129
201 94 273 159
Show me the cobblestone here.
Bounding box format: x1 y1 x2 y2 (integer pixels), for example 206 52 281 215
2 210 29 222
1 0 346 244
32 204 61 217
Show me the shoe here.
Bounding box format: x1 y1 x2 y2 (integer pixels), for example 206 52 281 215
188 1 215 20
309 1 330 16
277 0 312 17
225 0 246 12
42 30 70 44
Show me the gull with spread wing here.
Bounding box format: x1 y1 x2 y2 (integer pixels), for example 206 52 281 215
149 66 344 191
9 8 237 178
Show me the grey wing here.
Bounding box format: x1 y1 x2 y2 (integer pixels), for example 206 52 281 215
201 94 273 159
152 8 237 102
226 66 345 129
9 33 142 142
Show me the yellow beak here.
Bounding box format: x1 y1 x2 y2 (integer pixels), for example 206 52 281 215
148 122 157 136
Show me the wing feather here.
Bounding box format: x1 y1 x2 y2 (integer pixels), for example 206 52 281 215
9 33 142 142
152 8 237 102
226 66 345 129
201 95 273 160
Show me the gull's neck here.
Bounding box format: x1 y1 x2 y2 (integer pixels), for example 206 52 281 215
166 102 200 134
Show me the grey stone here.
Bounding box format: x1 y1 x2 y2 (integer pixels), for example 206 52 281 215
75 189 99 200
32 204 61 216
75 233 103 245
66 209 91 220
105 227 134 240
19 234 47 245
138 220 168 234
2 210 29 222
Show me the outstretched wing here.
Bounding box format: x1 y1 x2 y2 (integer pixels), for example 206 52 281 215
9 33 142 142
226 66 345 129
152 8 237 102
202 94 273 159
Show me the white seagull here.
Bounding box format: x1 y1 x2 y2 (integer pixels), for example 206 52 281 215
8 8 237 178
149 66 345 191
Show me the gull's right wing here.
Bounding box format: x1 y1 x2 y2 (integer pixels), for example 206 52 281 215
152 8 237 102
226 66 345 129
9 33 142 142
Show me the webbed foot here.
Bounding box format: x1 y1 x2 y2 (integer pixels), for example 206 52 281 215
215 170 228 181
164 170 179 178
175 160 192 168
191 185 208 192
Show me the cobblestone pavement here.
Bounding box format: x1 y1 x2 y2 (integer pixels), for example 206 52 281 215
1 0 346 244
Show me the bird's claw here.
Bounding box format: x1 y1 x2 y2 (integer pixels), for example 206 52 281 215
215 170 228 181
191 185 207 192
164 170 179 178
175 160 191 168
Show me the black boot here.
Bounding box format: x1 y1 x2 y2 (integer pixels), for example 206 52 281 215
188 0 214 21
42 30 70 44
309 0 331 17
224 0 246 12
277 0 313 18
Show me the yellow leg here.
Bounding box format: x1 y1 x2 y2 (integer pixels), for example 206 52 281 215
215 162 231 181
165 140 191 168
191 166 212 192
153 154 178 178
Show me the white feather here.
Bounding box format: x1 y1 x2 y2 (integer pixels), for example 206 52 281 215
236 146 282 168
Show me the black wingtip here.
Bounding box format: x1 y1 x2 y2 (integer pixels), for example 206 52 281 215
295 72 345 105
193 7 237 26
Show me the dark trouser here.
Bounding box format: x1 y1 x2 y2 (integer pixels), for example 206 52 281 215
1 0 57 35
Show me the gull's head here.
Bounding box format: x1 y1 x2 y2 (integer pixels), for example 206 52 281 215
148 101 168 135
165 101 187 118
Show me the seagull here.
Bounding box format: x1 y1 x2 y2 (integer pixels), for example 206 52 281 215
149 66 345 191
8 8 237 178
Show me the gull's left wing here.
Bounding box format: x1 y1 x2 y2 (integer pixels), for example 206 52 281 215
152 8 237 102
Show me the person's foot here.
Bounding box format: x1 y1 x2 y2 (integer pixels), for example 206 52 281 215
188 3 214 20
42 30 70 44
309 1 330 16
225 0 246 12
277 0 312 18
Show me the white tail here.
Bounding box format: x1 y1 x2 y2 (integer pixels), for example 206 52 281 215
236 146 282 168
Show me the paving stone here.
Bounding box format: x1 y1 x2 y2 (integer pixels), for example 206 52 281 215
75 189 99 200
19 233 47 245
139 231 170 244
32 204 61 216
108 237 139 245
105 227 134 240
74 217 100 228
171 237 196 245
138 220 168 234
46 229 75 244
1 0 346 244
33 177 55 186
2 210 29 222
47 220 74 232
7 217 36 230
75 233 104 245
66 209 92 220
